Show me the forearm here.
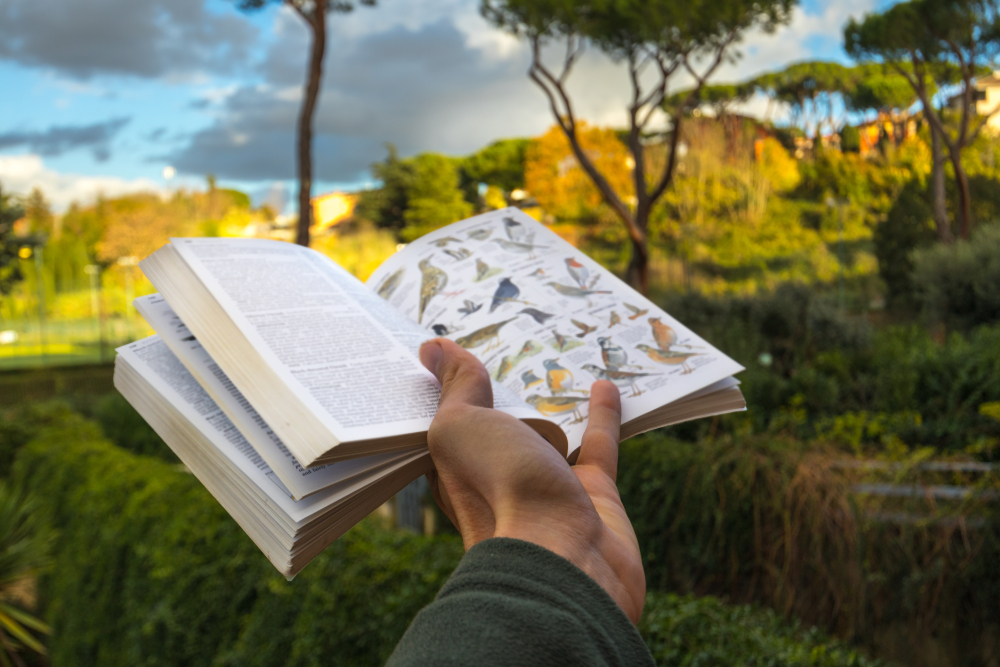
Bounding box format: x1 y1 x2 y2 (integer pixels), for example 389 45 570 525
386 538 654 667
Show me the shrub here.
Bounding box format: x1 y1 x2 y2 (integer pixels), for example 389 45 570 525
92 392 177 462
911 224 1000 331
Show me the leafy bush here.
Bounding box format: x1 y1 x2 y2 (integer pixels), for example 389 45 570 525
92 392 177 462
912 223 1000 331
618 430 1000 666
874 179 935 309
640 593 882 667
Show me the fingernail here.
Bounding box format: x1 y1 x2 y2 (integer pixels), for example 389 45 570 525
419 340 443 376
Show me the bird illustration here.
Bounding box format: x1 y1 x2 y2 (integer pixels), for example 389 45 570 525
495 356 514 381
376 268 404 300
457 299 482 319
431 323 462 336
444 248 471 262
475 258 501 282
609 311 621 328
635 345 702 374
467 228 493 241
518 307 554 325
598 336 632 371
521 370 543 390
545 281 612 306
649 317 678 350
571 319 597 338
432 237 462 247
552 329 570 352
518 340 536 356
527 268 546 279
491 238 548 259
565 257 589 288
525 395 589 423
490 277 524 313
503 216 527 242
624 303 648 320
544 358 587 396
455 318 518 352
418 258 447 324
582 364 658 398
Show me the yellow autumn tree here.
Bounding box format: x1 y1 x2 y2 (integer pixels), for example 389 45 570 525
525 123 633 222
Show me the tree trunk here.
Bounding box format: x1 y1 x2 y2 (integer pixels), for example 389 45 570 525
625 215 649 295
295 0 327 247
929 126 952 243
950 146 972 240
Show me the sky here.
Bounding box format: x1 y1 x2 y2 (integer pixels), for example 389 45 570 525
0 0 898 212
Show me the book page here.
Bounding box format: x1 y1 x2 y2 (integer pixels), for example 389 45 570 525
115 336 426 524
133 294 406 500
163 238 443 444
366 207 745 454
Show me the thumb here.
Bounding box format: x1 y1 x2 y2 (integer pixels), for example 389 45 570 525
420 338 493 410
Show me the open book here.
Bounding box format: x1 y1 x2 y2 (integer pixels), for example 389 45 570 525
116 207 745 577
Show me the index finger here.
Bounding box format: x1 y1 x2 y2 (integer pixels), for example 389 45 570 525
573 380 622 481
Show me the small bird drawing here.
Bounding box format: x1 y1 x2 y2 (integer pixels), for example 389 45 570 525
444 248 471 262
457 299 482 319
431 237 462 247
527 268 546 279
624 303 648 320
455 318 518 352
572 319 597 338
431 323 462 336
376 268 404 300
635 345 702 374
525 395 589 423
544 358 587 396
474 258 501 282
552 329 570 352
582 364 658 398
598 336 632 371
518 307 554 325
521 370 543 390
495 356 514 381
490 277 525 313
565 257 589 288
418 258 447 324
467 228 493 241
491 238 548 259
503 216 527 242
545 281 612 306
649 317 678 350
609 311 621 328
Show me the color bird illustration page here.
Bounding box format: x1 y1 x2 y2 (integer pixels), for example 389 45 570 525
366 207 745 456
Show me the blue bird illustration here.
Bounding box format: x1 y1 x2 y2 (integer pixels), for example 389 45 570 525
491 277 523 313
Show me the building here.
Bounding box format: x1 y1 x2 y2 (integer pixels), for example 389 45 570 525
310 191 357 233
973 71 1000 133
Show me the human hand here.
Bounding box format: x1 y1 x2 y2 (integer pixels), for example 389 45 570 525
418 338 646 623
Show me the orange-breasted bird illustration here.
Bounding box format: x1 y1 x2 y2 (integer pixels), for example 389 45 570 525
552 329 570 351
565 257 589 288
544 358 587 396
572 319 597 338
624 303 648 320
582 364 658 398
455 318 518 352
525 395 589 423
649 317 678 349
418 257 447 324
521 369 543 390
635 344 701 374
609 311 621 328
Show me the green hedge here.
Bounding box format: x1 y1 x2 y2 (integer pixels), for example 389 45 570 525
13 411 877 666
619 430 1000 666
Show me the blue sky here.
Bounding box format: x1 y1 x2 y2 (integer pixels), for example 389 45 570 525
0 0 895 211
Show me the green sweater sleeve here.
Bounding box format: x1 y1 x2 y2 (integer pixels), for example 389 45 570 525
385 537 655 667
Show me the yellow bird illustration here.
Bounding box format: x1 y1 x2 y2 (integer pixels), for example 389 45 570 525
544 358 587 395
525 395 589 423
418 257 447 324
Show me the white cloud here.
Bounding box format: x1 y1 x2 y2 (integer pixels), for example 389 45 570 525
0 154 165 211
